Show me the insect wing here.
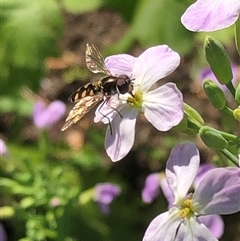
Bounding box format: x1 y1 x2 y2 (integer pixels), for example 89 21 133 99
61 95 103 131
86 43 110 75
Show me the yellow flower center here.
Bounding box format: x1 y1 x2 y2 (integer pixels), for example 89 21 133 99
179 198 194 219
126 89 143 109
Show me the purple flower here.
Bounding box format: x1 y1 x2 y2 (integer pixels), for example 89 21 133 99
94 183 121 215
181 0 240 32
94 45 184 162
143 142 240 241
33 100 66 129
0 223 7 241
0 139 8 158
142 173 161 203
200 64 239 99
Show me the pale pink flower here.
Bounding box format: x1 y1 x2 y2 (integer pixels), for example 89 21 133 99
143 142 240 241
181 0 240 32
95 45 183 162
33 100 66 128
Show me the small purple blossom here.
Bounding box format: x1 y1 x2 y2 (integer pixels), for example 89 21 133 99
94 45 184 162
142 173 161 203
33 100 66 129
94 183 121 215
0 223 7 241
0 139 8 158
200 64 239 99
143 142 240 241
181 0 240 32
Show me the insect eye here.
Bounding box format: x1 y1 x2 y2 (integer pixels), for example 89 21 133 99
117 75 131 94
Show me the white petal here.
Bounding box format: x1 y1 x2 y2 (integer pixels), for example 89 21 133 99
166 142 200 202
143 208 182 241
105 106 138 162
143 83 183 131
192 167 240 215
105 54 136 77
94 96 123 124
176 217 218 241
132 45 180 92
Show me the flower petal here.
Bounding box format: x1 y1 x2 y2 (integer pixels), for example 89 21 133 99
193 167 240 215
176 217 218 241
159 174 175 208
143 208 181 241
142 173 161 203
0 139 9 158
193 164 216 189
166 142 200 202
198 215 224 239
132 45 180 92
181 0 240 32
33 100 66 128
105 106 138 162
143 83 183 131
105 54 136 77
94 96 123 124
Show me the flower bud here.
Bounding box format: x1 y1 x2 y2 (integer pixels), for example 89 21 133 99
203 79 226 110
235 83 240 105
233 108 240 121
204 36 233 85
184 103 205 126
199 126 228 150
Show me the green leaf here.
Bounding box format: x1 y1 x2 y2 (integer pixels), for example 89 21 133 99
61 0 104 13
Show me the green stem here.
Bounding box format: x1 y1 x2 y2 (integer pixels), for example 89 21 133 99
226 81 236 97
38 129 50 160
217 130 240 142
222 106 233 115
219 149 239 166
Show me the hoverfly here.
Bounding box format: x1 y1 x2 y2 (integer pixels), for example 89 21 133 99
61 43 133 131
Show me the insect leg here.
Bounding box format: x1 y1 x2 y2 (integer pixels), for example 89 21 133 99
98 98 113 135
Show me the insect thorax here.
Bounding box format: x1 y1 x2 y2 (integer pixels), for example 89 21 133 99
99 76 118 97
99 75 132 97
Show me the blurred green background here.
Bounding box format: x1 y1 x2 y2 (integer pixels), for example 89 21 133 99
0 0 239 240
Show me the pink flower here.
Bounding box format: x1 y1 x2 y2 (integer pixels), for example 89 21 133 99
142 164 224 239
95 45 183 162
33 100 66 128
181 0 240 32
142 173 161 203
143 142 240 241
94 183 121 215
0 139 8 158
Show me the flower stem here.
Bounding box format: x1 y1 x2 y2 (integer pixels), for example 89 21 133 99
226 81 235 97
222 106 234 115
219 149 239 166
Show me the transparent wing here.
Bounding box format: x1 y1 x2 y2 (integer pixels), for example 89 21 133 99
61 95 103 131
86 43 110 75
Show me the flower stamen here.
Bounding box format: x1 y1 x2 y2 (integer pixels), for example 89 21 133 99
126 89 143 109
